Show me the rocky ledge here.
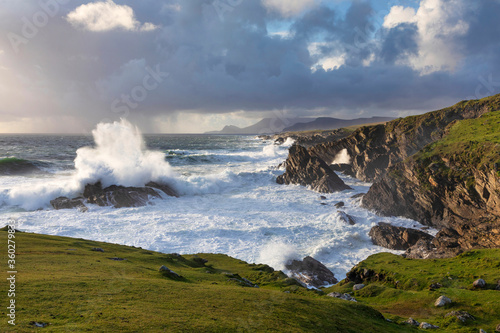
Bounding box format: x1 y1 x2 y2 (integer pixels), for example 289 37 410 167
51 181 178 210
276 145 351 193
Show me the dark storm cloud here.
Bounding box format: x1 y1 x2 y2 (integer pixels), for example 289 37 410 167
1 0 500 132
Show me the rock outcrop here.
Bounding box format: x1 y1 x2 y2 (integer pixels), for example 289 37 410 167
285 256 338 288
368 222 434 250
84 183 162 208
51 181 178 210
277 145 351 193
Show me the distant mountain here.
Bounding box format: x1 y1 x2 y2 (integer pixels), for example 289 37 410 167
205 117 311 135
282 116 395 132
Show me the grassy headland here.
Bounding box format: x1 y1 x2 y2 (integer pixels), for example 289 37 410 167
325 249 500 332
0 228 410 332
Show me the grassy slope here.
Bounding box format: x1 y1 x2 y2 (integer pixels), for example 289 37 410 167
412 108 500 184
325 249 500 332
0 229 410 333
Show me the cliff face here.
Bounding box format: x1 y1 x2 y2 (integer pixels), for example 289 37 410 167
362 107 500 251
309 95 500 182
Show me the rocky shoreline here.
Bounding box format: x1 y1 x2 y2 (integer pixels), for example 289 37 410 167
271 95 500 260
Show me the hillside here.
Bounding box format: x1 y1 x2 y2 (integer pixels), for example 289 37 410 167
282 116 394 132
0 228 409 333
205 117 310 135
207 116 393 135
325 249 500 333
2 229 499 332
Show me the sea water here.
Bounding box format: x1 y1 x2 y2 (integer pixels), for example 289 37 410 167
0 119 434 278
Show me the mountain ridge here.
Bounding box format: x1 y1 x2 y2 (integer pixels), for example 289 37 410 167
206 116 395 135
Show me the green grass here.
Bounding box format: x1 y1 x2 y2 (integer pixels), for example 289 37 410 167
0 229 411 332
411 109 500 188
325 249 500 332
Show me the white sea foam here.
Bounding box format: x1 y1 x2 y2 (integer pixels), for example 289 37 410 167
0 121 437 279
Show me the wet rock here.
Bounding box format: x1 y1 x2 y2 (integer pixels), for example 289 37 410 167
85 183 158 208
420 322 439 329
83 181 176 208
327 292 357 302
445 311 475 323
351 193 365 199
146 181 178 197
320 196 327 200
276 145 351 193
473 278 486 289
50 197 88 211
334 201 345 208
404 318 420 326
434 295 452 307
353 284 365 291
285 256 338 288
338 211 356 225
369 222 434 250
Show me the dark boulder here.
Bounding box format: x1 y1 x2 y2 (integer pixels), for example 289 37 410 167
277 145 351 193
85 184 159 208
83 181 177 208
50 197 88 212
285 256 338 288
369 222 434 251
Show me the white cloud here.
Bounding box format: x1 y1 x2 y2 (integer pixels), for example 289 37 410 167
383 6 416 29
66 0 158 32
308 42 345 72
384 0 471 75
262 0 317 17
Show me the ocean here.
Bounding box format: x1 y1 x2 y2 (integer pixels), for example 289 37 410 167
0 120 433 279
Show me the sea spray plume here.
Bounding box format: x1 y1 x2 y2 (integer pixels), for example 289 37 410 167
258 241 299 271
74 119 176 188
332 149 351 165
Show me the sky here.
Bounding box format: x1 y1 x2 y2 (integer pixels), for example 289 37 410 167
1 0 500 133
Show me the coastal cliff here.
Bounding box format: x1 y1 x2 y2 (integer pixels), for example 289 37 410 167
309 95 500 182
362 108 500 253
